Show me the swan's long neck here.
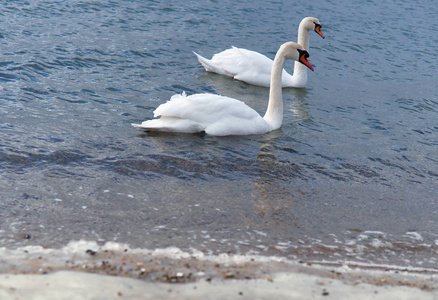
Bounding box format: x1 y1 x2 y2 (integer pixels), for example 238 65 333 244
291 21 310 86
297 21 310 50
263 47 287 130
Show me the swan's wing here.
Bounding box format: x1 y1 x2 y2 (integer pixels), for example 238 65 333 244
210 47 273 77
212 47 294 87
154 92 260 123
133 92 269 135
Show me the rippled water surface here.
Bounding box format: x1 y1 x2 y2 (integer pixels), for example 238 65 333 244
1 0 438 269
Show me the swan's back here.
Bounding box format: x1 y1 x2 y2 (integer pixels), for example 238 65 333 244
210 47 294 87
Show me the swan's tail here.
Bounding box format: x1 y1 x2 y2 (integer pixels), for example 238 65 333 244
132 120 165 131
132 118 204 133
193 51 230 76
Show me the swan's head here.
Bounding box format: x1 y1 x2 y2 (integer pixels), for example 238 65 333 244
302 17 325 39
281 42 314 71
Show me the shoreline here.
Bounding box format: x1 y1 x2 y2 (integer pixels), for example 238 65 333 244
0 240 437 299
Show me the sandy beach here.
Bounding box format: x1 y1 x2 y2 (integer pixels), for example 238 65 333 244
1 268 437 300
0 241 437 299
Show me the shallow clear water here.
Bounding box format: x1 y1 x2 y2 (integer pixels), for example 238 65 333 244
1 0 438 269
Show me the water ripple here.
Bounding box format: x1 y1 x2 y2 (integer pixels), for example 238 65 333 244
1 0 437 269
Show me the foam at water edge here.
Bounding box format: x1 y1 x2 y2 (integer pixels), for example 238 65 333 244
1 240 437 275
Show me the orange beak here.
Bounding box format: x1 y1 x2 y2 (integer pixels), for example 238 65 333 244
315 25 325 39
299 54 314 71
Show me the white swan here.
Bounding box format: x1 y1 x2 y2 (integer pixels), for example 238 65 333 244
193 17 324 88
132 42 313 136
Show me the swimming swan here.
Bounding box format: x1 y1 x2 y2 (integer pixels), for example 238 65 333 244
132 42 313 136
193 17 324 88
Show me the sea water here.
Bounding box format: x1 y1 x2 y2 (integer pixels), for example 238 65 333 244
1 0 437 270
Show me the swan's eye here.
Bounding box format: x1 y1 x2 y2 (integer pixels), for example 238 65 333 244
297 49 310 58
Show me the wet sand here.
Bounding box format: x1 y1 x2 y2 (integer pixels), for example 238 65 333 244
0 241 437 299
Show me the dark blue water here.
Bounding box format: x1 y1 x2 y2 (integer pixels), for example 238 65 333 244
1 0 437 269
